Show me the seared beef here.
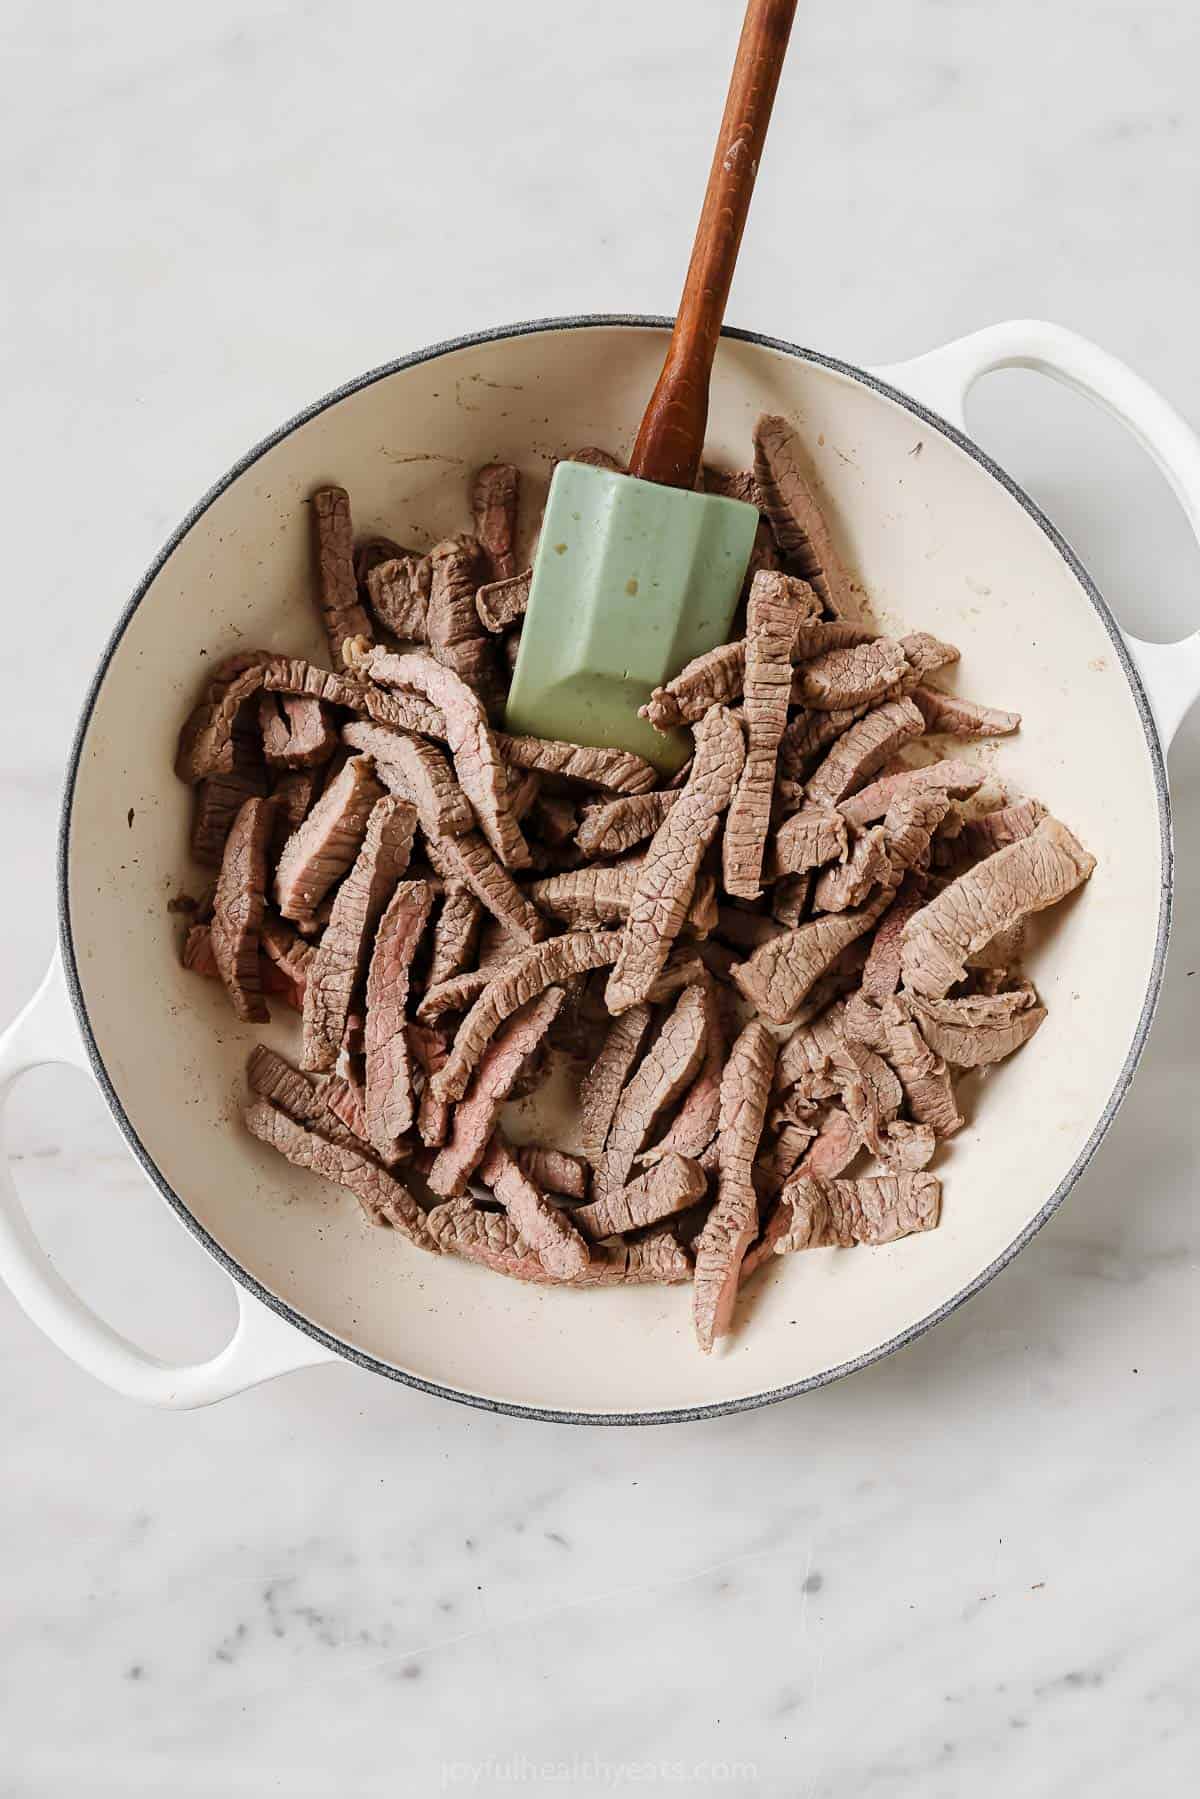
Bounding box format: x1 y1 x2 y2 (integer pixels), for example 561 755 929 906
407 1020 451 1149
424 827 546 946
427 881 483 987
210 796 275 1021
693 1022 777 1351
191 740 269 868
528 859 713 934
493 731 658 797
902 986 1046 1067
247 1045 375 1160
774 1173 940 1251
900 817 1095 998
515 1146 589 1201
476 570 531 634
839 758 985 829
427 535 499 703
723 571 808 899
606 706 744 1012
426 1197 689 1286
342 720 474 838
428 988 566 1197
641 640 748 732
793 638 909 710
274 754 384 927
911 686 1020 738
244 1099 435 1249
777 705 867 783
575 791 677 859
477 1137 589 1278
957 797 1047 860
594 984 709 1199
312 487 373 669
880 999 964 1137
732 887 893 1025
579 1004 653 1165
258 694 339 769
753 415 855 617
805 698 925 807
472 463 520 583
576 1153 706 1239
365 552 432 641
363 881 435 1155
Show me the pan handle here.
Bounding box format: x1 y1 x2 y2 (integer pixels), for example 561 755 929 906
0 956 337 1406
874 319 1200 748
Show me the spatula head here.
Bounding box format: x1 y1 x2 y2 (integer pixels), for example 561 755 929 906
505 461 758 773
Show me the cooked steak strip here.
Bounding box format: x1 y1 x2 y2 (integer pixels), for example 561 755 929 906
528 859 714 934
312 487 373 669
754 1120 817 1195
244 1100 435 1249
274 754 383 927
805 698 925 807
575 791 677 859
790 619 878 662
606 706 744 1012
881 999 964 1137
210 796 275 1021
247 1045 376 1159
477 1137 589 1278
793 638 909 711
191 743 269 868
900 816 1095 998
365 553 432 641
472 463 520 583
363 880 435 1155
902 986 1046 1067
879 787 952 881
426 536 500 703
407 1021 451 1148
775 995 852 1092
493 732 658 797
723 570 808 899
260 914 317 994
911 686 1020 737
426 881 483 987
771 872 812 929
861 870 928 1002
427 989 566 1197
258 694 339 769
576 1153 706 1239
516 1146 589 1201
957 797 1048 860
342 720 474 839
594 984 709 1198
811 826 891 913
176 651 273 782
790 1105 861 1180
423 827 546 946
775 1173 940 1251
693 1021 777 1351
839 758 986 829
354 536 408 589
416 967 493 1022
476 569 531 634
433 930 621 1103
703 466 764 507
642 641 748 733
579 1004 653 1165
270 765 323 841
769 805 849 880
777 705 867 783
753 414 855 617
732 887 893 1025
345 645 530 868
301 797 416 1071
900 632 960 678
426 1198 690 1286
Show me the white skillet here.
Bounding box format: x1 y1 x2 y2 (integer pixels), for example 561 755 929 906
3 317 1198 1419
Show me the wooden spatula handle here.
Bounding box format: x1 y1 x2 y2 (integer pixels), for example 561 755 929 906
628 0 796 490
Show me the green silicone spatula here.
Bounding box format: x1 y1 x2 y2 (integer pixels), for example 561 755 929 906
505 0 797 773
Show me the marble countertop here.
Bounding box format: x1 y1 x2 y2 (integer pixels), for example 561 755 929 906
4 1 1200 1791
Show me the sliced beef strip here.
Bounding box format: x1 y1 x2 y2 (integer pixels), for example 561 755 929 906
426 536 501 704
793 638 910 711
362 880 435 1155
365 552 432 642
900 632 960 678
861 870 928 1003
579 1004 654 1165
312 487 373 669
477 1137 590 1279
270 765 323 844
789 937 873 1026
575 791 677 859
258 694 339 769
753 414 855 617
435 930 622 1103
568 446 624 472
191 740 269 868
476 569 531 634
407 1021 451 1148
345 645 531 868
426 880 483 988
247 1045 378 1160
774 1172 940 1251
301 797 416 1071
274 754 384 927
641 984 726 1166
839 758 986 829
771 872 812 929
641 641 747 732
843 990 890 1055
427 989 566 1197
472 463 520 583
776 705 867 783
576 1153 706 1239
879 786 952 882
703 466 765 508
911 686 1020 738
415 967 493 1023
210 796 276 1022
768 806 850 881
775 994 853 1093
354 536 408 588
426 1197 690 1286
957 797 1048 860
176 651 273 783
516 1146 589 1201
790 1105 861 1180
260 913 317 994
902 986 1045 1067
753 1120 817 1198
693 1021 777 1352
732 886 893 1026
900 816 1095 999
789 619 877 663
528 859 713 934
423 826 545 946
811 825 891 913
594 984 709 1199
493 731 658 797
342 720 474 838
881 998 964 1137
805 698 925 807
723 570 809 899
606 706 745 1013
244 1100 435 1250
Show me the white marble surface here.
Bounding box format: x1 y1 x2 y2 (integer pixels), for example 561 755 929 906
4 1 1200 1790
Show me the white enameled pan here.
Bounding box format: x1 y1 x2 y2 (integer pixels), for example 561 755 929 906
4 317 1199 1420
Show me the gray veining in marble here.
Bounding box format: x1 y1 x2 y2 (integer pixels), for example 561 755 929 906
4 1 1200 1791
